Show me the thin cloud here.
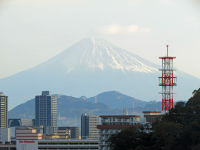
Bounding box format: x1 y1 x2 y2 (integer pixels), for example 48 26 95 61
99 24 151 35
158 0 173 5
127 25 139 33
185 16 199 23
0 0 7 11
185 16 200 28
103 24 121 34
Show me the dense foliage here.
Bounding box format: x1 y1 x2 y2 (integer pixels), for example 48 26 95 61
108 88 200 150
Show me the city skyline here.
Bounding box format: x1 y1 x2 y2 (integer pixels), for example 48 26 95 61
1 0 200 149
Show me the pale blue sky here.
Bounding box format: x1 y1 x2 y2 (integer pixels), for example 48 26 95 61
0 0 200 78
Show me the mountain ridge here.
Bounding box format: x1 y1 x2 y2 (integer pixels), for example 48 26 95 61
0 38 199 108
8 91 162 126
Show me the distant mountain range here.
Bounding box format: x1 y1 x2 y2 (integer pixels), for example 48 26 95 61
8 91 162 127
0 38 199 108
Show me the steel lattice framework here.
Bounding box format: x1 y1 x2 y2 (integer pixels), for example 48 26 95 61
159 45 177 111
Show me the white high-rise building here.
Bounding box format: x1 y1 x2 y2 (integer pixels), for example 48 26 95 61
0 92 8 128
81 113 99 139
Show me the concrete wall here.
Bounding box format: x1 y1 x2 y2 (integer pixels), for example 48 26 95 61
17 140 38 150
0 128 10 144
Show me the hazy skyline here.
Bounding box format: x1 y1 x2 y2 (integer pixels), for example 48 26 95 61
0 0 200 78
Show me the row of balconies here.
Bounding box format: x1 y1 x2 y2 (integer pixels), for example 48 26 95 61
102 118 137 124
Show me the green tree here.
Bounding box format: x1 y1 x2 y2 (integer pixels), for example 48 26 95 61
108 127 154 150
152 121 184 150
108 88 200 150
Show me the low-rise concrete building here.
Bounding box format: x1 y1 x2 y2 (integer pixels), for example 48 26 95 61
16 127 41 150
16 139 99 150
0 128 11 144
143 111 162 124
44 128 71 140
38 139 99 150
97 115 140 150
58 127 79 139
0 142 16 150
8 119 33 128
16 127 43 140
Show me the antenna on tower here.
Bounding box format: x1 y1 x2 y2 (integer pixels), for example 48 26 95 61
123 108 128 115
166 45 169 57
57 92 61 99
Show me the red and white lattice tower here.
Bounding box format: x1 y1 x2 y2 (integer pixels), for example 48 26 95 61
159 45 177 111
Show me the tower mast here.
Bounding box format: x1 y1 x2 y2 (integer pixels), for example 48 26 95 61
159 45 177 111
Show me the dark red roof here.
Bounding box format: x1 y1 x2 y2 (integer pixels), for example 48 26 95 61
99 115 140 118
159 56 176 59
143 111 161 113
97 124 141 129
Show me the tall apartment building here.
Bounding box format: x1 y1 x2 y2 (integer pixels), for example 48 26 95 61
0 92 8 128
81 113 99 139
35 91 57 134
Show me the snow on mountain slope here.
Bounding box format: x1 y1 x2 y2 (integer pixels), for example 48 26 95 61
0 38 200 108
37 38 158 73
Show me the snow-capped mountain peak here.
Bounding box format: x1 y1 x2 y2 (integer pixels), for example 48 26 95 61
45 38 158 73
1 38 199 108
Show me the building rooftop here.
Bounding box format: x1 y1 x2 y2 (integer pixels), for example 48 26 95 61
0 92 4 96
99 115 140 118
16 127 36 130
97 124 141 129
143 111 161 114
42 91 51 96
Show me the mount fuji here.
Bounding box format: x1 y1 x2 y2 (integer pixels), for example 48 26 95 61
1 38 199 108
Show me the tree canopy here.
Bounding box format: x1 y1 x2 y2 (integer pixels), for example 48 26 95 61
108 88 200 150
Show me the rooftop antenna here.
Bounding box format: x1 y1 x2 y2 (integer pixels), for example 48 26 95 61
123 108 128 115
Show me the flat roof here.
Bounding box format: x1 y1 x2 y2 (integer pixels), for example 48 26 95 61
97 124 140 129
100 115 140 118
143 111 161 113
